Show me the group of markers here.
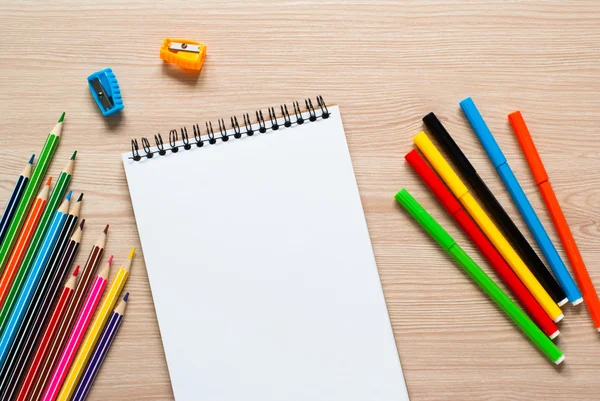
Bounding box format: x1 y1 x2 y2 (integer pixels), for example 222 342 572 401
0 114 134 401
396 97 600 365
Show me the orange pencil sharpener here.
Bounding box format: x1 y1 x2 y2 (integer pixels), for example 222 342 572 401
160 38 207 71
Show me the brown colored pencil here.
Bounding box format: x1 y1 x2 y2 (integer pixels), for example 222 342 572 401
27 225 108 401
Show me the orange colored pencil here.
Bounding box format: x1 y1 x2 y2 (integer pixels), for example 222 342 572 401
509 111 600 332
0 178 51 310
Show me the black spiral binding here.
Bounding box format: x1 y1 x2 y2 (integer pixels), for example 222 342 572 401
130 96 330 161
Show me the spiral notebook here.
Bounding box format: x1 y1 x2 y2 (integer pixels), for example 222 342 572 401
122 97 409 401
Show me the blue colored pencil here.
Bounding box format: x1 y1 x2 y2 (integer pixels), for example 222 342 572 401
0 155 34 247
460 97 582 305
0 193 71 366
71 293 128 401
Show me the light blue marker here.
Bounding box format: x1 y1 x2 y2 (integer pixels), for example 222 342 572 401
0 192 71 365
459 98 582 305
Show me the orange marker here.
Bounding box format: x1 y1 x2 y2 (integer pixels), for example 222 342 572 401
509 111 600 332
0 178 51 310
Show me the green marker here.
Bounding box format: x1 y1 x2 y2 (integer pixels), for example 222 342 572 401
0 113 64 277
394 188 564 365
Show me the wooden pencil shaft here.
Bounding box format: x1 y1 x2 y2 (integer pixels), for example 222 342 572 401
0 193 48 312
0 174 28 247
72 312 124 401
0 131 60 275
0 171 71 332
0 236 81 400
15 281 75 401
28 244 104 401
58 266 130 400
43 271 109 400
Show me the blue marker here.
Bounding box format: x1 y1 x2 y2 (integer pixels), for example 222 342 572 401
0 192 71 365
460 97 582 305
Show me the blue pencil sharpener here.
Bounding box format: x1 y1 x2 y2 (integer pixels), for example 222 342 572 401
88 68 124 116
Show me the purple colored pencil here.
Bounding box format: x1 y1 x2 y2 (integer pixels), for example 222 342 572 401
71 293 128 401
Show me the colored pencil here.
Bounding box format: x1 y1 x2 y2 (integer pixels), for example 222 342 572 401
422 112 568 306
0 220 84 401
27 225 108 401
395 188 564 364
0 194 70 365
413 131 563 322
0 198 83 400
0 155 34 247
509 111 600 329
58 248 134 401
460 98 582 304
405 149 559 338
0 114 64 276
0 153 75 333
0 177 50 310
15 266 79 401
72 293 128 401
43 259 110 401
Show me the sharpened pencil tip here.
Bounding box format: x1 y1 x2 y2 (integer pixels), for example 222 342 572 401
71 150 77 160
77 193 84 201
58 112 66 123
79 219 85 229
123 292 129 302
108 255 114 265
46 176 52 185
29 154 35 164
66 190 72 201
128 247 136 259
73 265 80 276
103 224 109 234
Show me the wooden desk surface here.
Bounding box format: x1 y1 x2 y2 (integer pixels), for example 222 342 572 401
1 1 599 400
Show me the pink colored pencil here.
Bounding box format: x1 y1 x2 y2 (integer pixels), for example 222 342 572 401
41 260 110 401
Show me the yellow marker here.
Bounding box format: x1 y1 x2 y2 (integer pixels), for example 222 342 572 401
413 132 563 322
56 247 135 401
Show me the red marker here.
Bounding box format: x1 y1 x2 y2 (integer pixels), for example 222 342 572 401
405 149 559 338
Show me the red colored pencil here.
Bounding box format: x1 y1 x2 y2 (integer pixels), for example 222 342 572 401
15 267 79 401
405 149 559 338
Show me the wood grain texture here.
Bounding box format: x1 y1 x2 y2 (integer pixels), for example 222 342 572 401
0 1 599 400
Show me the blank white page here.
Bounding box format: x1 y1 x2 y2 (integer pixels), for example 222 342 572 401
122 106 409 401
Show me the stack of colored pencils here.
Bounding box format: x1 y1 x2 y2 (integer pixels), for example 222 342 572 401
0 114 134 401
396 98 600 366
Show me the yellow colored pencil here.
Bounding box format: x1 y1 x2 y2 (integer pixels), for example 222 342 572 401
413 132 563 322
56 247 135 401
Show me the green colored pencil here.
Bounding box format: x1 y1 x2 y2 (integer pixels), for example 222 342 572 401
0 114 65 277
0 152 74 335
394 188 564 365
